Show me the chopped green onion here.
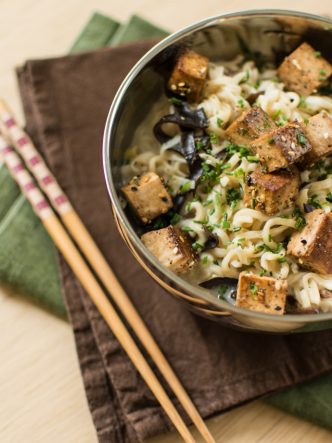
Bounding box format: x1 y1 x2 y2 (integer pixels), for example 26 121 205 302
210 132 218 144
297 133 308 146
192 242 204 251
247 155 260 163
249 282 258 296
218 284 228 299
179 181 192 194
169 97 182 105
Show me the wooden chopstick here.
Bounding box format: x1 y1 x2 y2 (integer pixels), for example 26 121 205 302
0 135 197 443
0 99 215 443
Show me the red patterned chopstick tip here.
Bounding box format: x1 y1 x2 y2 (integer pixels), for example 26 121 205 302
36 200 49 211
17 136 29 147
4 118 15 128
41 175 54 185
0 104 72 216
2 145 12 154
55 195 68 206
23 182 36 192
29 155 41 166
0 134 53 220
12 163 24 173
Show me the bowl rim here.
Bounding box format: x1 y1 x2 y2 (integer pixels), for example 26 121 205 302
103 8 332 324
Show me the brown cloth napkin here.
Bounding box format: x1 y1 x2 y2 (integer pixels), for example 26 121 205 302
17 41 332 443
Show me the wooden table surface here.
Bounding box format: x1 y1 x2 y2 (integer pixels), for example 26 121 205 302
1 1 332 442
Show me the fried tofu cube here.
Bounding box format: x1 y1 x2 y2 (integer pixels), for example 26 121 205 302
250 123 312 172
141 226 196 273
244 166 300 215
278 42 332 96
225 106 276 145
236 272 287 315
122 172 172 224
287 209 332 275
302 112 332 166
168 49 209 102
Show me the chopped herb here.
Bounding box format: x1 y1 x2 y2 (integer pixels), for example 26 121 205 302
252 198 257 209
213 259 219 266
202 255 209 264
276 115 287 126
234 168 245 178
292 207 307 230
307 194 322 209
192 242 204 251
326 192 332 203
221 163 231 170
222 212 230 229
218 284 228 299
214 192 222 208
169 97 183 105
247 155 260 163
272 109 282 120
303 118 309 125
319 69 327 81
194 219 208 225
314 160 324 171
225 143 251 158
152 216 168 229
299 96 307 108
272 109 287 126
182 226 193 232
314 51 321 58
268 137 274 144
185 202 192 212
210 132 218 144
277 257 287 263
203 199 213 207
238 98 245 108
232 226 241 232
259 268 267 276
255 79 261 89
297 133 308 145
249 282 258 296
217 117 224 128
170 213 181 224
179 181 193 194
254 241 285 254
209 208 216 216
226 187 242 206
195 140 203 150
240 69 250 83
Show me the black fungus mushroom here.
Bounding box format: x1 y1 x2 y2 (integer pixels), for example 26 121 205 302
153 100 209 144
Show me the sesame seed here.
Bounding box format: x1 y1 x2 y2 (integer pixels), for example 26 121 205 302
291 59 301 70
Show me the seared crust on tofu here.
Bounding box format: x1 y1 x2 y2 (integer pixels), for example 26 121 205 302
287 209 332 275
250 123 312 172
244 166 300 215
302 112 332 166
167 49 209 102
277 42 332 96
236 272 287 315
225 106 276 145
121 172 172 224
141 226 196 274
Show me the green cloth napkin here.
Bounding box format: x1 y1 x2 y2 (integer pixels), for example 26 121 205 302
2 10 332 433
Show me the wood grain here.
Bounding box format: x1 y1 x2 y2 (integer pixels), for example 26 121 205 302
1 1 332 442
